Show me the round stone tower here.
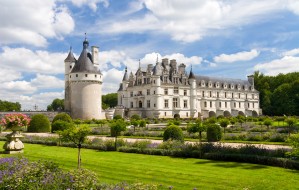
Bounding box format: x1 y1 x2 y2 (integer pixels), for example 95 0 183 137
66 37 103 119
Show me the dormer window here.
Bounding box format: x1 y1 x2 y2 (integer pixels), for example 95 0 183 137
231 84 234 89
244 85 248 90
208 81 212 88
216 82 220 88
201 80 205 87
224 83 227 89
238 84 241 90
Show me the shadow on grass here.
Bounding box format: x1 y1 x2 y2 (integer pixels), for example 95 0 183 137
195 159 268 170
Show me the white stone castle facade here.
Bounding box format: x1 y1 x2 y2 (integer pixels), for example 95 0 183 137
64 37 104 119
117 58 261 119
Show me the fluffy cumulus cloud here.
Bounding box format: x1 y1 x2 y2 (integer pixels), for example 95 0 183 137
0 0 74 47
99 0 299 43
102 68 124 94
0 47 67 74
254 56 299 76
214 49 260 63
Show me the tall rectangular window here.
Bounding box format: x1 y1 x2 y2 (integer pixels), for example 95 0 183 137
174 87 179 94
225 102 227 108
202 91 205 97
225 92 227 98
210 91 212 97
173 98 178 108
130 102 133 108
130 92 133 97
217 92 219 98
204 101 207 107
239 102 241 108
164 99 169 108
164 88 168 95
184 100 188 108
219 102 221 108
184 90 187 96
210 101 212 108
147 100 150 108
147 89 150 95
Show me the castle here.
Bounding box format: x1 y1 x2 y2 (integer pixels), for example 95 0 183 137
64 37 104 119
117 58 261 119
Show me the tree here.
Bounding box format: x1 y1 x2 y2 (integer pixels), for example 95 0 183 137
187 119 206 142
130 120 139 132
219 118 230 134
0 100 21 111
58 125 91 169
109 120 126 150
236 115 245 126
285 117 297 137
47 99 64 111
102 93 117 109
263 118 272 131
131 114 141 120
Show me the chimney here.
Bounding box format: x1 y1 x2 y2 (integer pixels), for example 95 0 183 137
91 46 99 65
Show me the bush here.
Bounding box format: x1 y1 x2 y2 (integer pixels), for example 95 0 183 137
27 114 51 132
52 113 72 124
51 120 74 133
206 124 222 142
113 115 122 120
139 120 147 127
163 125 184 142
131 114 141 120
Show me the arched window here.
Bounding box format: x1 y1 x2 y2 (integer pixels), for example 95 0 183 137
139 101 142 108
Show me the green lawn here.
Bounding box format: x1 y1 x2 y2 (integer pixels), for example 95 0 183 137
1 142 299 190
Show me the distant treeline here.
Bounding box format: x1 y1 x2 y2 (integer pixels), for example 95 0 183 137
254 71 299 116
0 100 21 111
102 93 117 109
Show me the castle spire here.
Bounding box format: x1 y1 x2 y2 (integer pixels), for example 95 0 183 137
83 32 89 49
122 66 128 81
188 65 195 79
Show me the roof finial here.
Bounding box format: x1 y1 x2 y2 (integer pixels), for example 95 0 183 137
84 32 87 41
191 64 193 71
70 46 72 52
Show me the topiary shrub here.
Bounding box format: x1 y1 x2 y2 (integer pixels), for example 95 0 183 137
163 124 184 142
28 114 51 132
113 115 122 120
51 120 74 133
207 124 222 142
52 113 72 124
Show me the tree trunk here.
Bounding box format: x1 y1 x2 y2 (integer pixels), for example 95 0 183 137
78 144 81 169
115 136 117 151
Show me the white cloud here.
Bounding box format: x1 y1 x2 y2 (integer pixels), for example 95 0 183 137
254 56 299 76
282 48 299 56
0 68 22 82
99 0 299 43
2 81 37 95
102 68 124 94
0 47 67 74
0 0 74 47
70 0 109 11
214 49 259 63
30 74 64 89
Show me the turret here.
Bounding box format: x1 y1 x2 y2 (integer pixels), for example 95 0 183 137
122 67 129 90
188 66 197 118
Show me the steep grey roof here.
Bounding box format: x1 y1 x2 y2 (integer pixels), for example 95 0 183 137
71 39 101 74
64 51 76 62
195 75 250 85
188 68 196 79
122 67 128 81
118 83 123 91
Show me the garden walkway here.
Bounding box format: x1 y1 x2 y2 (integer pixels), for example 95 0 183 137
22 132 291 150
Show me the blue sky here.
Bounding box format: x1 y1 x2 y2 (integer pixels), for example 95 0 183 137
1 0 299 110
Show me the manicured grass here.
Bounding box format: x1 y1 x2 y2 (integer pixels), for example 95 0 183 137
1 142 299 190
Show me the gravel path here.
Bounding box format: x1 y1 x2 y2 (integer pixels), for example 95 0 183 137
20 132 291 150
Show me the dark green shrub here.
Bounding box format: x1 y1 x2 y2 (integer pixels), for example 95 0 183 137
139 120 147 127
28 114 51 132
52 113 72 124
113 115 122 120
174 114 180 119
51 120 74 133
130 114 141 120
163 125 184 142
206 124 222 142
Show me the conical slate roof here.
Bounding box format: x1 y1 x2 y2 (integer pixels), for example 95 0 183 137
71 39 101 74
64 48 76 62
122 67 128 81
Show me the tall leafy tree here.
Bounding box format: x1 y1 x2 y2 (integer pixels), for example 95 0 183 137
47 99 64 111
102 93 117 109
